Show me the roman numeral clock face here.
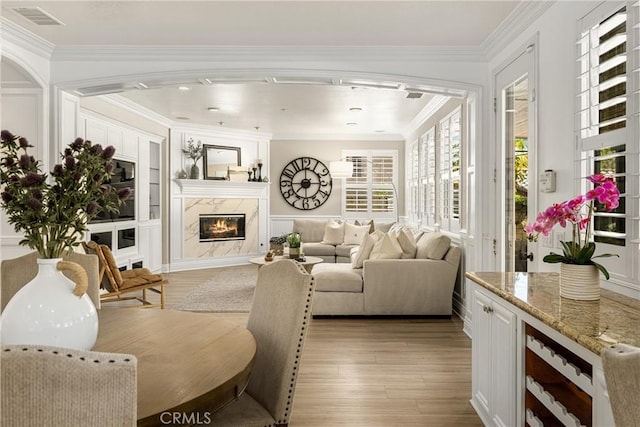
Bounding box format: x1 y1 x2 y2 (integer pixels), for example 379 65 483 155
279 157 333 210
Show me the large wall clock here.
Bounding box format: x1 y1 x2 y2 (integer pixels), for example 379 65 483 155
279 157 333 210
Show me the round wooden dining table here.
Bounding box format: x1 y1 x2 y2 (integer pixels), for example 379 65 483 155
93 308 256 426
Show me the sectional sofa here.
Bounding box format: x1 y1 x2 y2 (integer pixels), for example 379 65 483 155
290 219 461 316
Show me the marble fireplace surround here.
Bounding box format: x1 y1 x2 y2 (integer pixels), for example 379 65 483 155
171 179 269 271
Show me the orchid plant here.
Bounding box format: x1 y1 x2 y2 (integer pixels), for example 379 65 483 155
525 174 620 279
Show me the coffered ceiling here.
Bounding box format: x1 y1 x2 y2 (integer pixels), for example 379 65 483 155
1 1 524 137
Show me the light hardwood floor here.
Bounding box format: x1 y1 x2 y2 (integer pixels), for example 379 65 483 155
125 267 483 426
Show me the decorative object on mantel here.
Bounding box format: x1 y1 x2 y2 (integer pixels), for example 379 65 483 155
0 130 130 349
525 174 620 300
203 144 241 180
256 158 263 181
177 168 188 179
181 138 203 179
286 232 302 259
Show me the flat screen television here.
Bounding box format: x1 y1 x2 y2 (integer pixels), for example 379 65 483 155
90 159 135 223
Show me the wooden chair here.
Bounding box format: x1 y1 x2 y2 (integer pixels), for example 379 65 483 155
1 344 137 427
1 251 101 311
211 259 315 427
83 241 168 309
601 343 640 427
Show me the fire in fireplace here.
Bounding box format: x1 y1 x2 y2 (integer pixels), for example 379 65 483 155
199 214 246 242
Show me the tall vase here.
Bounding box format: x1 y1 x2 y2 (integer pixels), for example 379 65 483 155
559 263 600 301
0 258 99 350
190 163 200 179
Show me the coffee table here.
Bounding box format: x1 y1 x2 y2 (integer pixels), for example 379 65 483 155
249 255 323 273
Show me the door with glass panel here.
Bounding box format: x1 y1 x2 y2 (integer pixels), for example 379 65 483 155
496 45 537 272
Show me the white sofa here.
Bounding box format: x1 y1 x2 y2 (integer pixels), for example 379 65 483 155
290 219 462 316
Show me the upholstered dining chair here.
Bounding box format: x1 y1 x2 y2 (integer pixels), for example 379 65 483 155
601 343 640 427
1 251 101 311
211 259 315 427
1 344 137 427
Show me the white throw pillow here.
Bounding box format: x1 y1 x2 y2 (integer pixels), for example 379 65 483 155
396 227 417 259
415 232 451 260
321 219 344 245
344 222 372 246
369 232 403 260
351 232 379 269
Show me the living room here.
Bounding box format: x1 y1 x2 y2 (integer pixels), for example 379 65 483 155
1 1 639 426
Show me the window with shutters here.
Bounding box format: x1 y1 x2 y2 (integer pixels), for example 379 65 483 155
576 1 639 286
408 141 420 223
342 150 398 219
439 107 462 232
420 127 437 227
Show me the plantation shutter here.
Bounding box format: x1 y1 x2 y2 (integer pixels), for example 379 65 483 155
575 1 640 284
438 107 462 231
420 127 437 227
409 141 420 222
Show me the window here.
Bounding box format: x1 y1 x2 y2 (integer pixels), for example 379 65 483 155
576 1 639 285
408 141 420 222
342 150 398 219
420 127 437 227
439 108 462 231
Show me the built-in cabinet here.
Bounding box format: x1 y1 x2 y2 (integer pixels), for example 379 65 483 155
81 111 164 273
470 281 615 427
471 288 517 427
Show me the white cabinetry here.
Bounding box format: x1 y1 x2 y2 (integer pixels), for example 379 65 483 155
471 285 517 427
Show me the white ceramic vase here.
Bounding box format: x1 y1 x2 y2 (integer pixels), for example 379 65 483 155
0 258 99 350
559 263 601 301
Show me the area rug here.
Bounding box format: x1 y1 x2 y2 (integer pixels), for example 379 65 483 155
170 264 257 312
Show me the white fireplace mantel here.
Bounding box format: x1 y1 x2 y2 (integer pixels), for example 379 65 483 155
174 179 269 198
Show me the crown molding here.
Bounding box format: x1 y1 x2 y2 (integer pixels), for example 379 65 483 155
0 17 54 60
171 123 272 141
271 132 404 142
98 94 174 128
481 0 555 61
51 45 486 63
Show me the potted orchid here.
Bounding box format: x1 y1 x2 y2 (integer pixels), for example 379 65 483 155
525 174 620 299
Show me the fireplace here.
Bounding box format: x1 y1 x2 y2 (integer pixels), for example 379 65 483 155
199 214 246 242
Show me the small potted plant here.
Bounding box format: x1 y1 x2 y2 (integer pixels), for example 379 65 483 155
286 232 302 259
181 138 203 179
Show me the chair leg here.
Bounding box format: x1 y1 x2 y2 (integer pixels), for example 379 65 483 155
160 284 166 309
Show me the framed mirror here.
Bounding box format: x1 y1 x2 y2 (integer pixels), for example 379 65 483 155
203 145 242 180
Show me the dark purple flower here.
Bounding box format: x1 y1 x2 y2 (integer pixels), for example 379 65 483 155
117 187 132 201
86 201 100 216
65 155 75 170
1 191 12 203
71 138 84 150
20 172 44 187
105 162 114 173
18 137 30 148
73 171 82 181
93 173 103 183
1 130 16 142
64 148 72 157
52 164 64 177
31 189 43 200
102 145 116 159
2 157 15 167
18 154 32 169
101 184 112 194
90 143 103 155
26 197 43 211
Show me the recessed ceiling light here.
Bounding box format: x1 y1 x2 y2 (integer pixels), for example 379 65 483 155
349 107 362 112
175 116 190 120
375 130 385 133
346 122 358 126
218 121 224 126
178 86 191 91
207 107 219 112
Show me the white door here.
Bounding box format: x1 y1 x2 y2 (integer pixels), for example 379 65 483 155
495 44 537 273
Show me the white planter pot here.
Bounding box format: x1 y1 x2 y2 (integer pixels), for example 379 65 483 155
559 263 600 301
0 258 99 350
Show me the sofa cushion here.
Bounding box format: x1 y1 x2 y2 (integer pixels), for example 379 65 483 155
302 242 336 257
369 233 402 260
375 221 396 233
355 219 375 234
311 263 363 293
351 232 378 269
396 228 417 259
336 244 358 258
322 219 344 245
293 219 328 243
416 232 451 260
343 222 371 246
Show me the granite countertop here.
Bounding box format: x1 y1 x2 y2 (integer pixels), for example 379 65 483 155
466 272 640 355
